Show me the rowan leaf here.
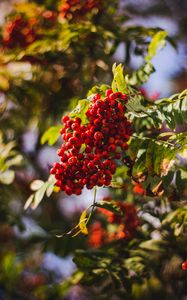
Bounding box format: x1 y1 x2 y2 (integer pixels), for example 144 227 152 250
145 30 168 62
70 99 90 125
41 125 62 146
0 170 15 185
95 201 122 215
112 64 127 93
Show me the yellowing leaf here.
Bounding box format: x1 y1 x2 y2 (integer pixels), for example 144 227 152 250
79 210 88 235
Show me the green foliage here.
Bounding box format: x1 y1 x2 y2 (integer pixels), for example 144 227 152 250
70 99 90 125
162 206 187 236
24 175 56 210
155 89 187 129
0 253 23 292
95 201 123 215
129 136 177 177
145 31 168 62
112 63 127 93
87 84 110 97
114 68 187 131
127 30 168 85
41 125 62 145
0 132 22 185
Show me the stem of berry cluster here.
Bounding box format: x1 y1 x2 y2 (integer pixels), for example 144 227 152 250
88 186 97 222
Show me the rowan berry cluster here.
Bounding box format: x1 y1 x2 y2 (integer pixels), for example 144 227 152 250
58 0 102 19
2 10 57 50
50 89 132 195
3 16 37 48
2 0 101 49
88 201 139 248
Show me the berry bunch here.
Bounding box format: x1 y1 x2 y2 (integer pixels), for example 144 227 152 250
3 16 37 48
58 0 102 19
89 201 139 248
50 89 132 195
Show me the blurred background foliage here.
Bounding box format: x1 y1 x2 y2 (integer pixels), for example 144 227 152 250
0 0 187 299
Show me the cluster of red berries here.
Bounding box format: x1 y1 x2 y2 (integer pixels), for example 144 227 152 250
182 260 187 270
2 0 102 49
88 201 139 248
50 89 132 195
2 10 57 49
58 0 102 19
3 16 38 48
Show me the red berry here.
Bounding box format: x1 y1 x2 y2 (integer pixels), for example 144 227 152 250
108 144 116 152
62 115 69 123
106 89 113 97
71 123 79 130
182 260 187 270
94 131 103 141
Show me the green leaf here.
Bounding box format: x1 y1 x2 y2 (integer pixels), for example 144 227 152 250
126 94 148 116
73 251 97 269
112 64 127 93
24 194 34 210
129 136 177 177
124 257 146 274
41 125 62 146
0 170 15 185
156 91 187 129
46 182 55 197
139 240 167 252
146 141 156 173
127 31 167 86
128 89 187 131
30 180 44 191
127 62 155 86
87 84 110 97
6 155 23 168
24 175 56 210
145 30 168 62
95 201 123 215
70 99 90 125
0 141 16 158
32 182 49 209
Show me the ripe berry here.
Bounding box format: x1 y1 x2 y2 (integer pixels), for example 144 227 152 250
182 260 187 270
106 89 113 97
94 132 103 141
